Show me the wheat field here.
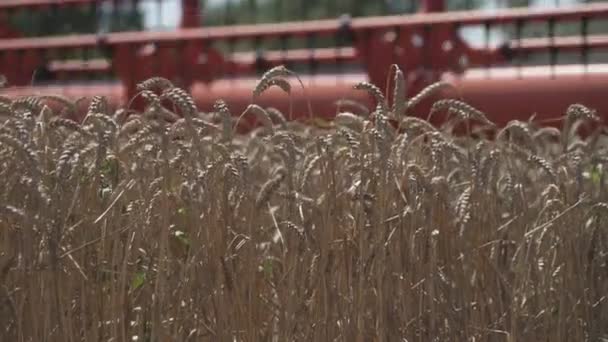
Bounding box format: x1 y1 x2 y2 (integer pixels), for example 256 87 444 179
0 66 607 341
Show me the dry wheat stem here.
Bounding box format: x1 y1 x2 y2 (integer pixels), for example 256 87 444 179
0 72 606 342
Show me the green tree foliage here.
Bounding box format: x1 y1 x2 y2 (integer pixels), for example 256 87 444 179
203 0 417 27
8 4 143 37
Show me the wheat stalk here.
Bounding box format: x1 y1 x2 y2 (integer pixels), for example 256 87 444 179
0 67 606 342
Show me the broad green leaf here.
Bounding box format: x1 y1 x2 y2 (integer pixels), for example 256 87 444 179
131 271 146 291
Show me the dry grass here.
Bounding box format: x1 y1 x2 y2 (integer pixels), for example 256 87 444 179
0 68 607 341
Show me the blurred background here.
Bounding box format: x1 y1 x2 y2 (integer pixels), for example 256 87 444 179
7 0 607 38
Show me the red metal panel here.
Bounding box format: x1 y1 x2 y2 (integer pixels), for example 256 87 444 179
156 44 179 83
22 49 43 85
112 43 138 105
443 66 608 126
420 0 445 12
512 35 608 53
0 34 99 50
181 0 201 28
2 51 21 86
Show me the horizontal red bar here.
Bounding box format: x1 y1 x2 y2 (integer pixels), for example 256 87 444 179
233 47 357 64
43 47 357 76
48 59 111 73
512 34 608 53
0 34 99 50
1 3 607 51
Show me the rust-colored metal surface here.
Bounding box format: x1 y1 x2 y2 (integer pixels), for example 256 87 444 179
445 65 608 126
3 65 606 128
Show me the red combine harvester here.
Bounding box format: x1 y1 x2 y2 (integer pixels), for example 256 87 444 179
0 0 607 126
